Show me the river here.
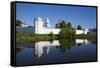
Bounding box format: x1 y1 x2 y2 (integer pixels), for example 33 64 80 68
16 39 97 66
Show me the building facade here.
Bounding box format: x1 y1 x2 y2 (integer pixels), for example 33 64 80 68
34 17 88 34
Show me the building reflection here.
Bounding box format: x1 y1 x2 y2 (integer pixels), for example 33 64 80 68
34 40 60 58
76 39 90 46
76 39 89 45
34 39 89 58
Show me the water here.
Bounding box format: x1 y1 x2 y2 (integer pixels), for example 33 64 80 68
16 39 97 66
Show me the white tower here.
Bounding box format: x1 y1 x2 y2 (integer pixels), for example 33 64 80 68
45 17 50 27
84 29 89 34
34 16 43 34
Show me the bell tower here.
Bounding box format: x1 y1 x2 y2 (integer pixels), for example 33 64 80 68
34 16 43 34
44 17 50 27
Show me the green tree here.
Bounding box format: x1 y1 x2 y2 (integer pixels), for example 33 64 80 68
67 22 72 28
59 27 75 39
49 33 54 43
59 20 67 28
16 20 22 26
77 25 82 30
55 23 59 28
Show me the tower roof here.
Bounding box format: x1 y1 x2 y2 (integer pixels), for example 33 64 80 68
45 17 50 24
44 17 50 27
34 16 42 21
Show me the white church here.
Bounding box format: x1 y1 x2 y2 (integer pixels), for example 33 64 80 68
34 16 89 34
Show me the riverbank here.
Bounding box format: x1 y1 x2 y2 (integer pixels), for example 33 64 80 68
16 32 96 43
16 32 57 43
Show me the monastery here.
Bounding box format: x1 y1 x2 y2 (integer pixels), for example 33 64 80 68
34 17 89 34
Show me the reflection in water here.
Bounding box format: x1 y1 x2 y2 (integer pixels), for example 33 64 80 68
16 39 96 65
59 39 75 53
16 48 21 53
88 38 97 45
76 39 89 44
76 39 89 46
34 40 60 58
34 39 89 58
16 39 90 55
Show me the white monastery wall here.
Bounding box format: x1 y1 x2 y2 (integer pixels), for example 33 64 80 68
76 30 88 34
76 30 84 34
41 28 61 34
34 17 88 35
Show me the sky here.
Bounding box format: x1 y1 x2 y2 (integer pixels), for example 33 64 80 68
16 3 97 29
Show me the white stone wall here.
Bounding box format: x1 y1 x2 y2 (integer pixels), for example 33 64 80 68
34 17 88 35
36 27 88 35
76 30 84 34
75 30 88 34
41 28 61 34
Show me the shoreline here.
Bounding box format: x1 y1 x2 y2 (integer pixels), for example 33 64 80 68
16 33 96 43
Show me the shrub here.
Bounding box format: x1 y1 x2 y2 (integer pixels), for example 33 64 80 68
59 27 75 39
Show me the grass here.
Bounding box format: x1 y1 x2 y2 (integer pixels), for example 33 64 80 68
16 31 97 43
16 32 58 43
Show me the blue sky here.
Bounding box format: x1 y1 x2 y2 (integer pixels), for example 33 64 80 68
16 3 96 29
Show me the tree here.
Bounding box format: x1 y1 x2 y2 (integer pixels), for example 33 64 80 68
55 23 60 28
88 28 97 35
59 28 68 39
77 25 82 30
49 32 54 37
91 28 96 32
16 20 22 26
59 20 67 28
67 22 72 28
59 27 75 39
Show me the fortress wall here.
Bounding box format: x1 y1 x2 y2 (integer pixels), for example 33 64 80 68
41 28 61 34
75 30 88 34
75 30 84 34
34 17 88 35
36 28 88 35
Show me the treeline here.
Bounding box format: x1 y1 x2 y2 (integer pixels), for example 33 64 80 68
16 19 33 28
55 19 82 30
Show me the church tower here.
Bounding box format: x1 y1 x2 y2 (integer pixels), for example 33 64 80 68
44 17 50 27
34 16 43 34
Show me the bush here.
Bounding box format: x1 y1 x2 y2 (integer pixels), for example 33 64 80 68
59 27 75 39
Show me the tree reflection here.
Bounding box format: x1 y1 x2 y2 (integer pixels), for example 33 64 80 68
77 43 82 46
59 39 75 53
88 39 97 45
16 48 21 53
34 53 40 64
